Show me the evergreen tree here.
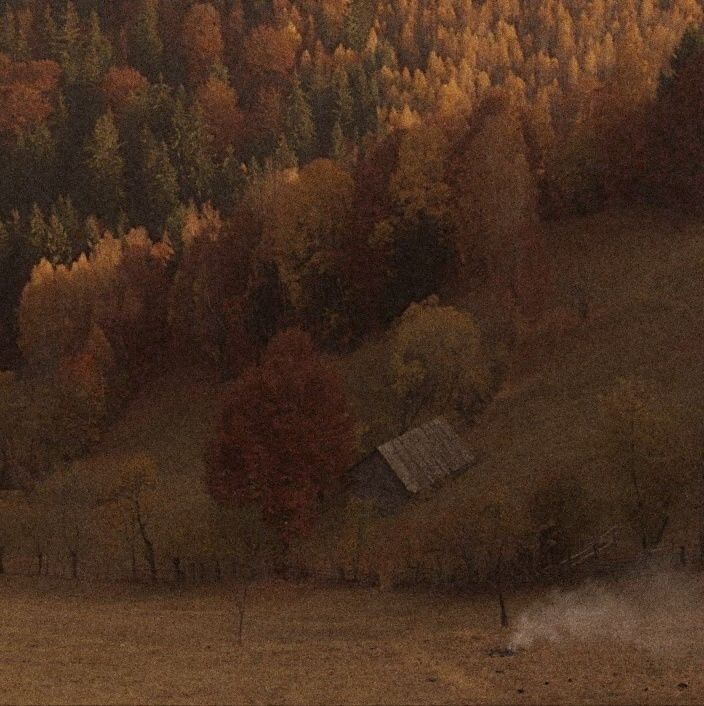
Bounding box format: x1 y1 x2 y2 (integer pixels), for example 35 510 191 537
273 134 298 171
343 0 376 52
284 76 316 164
82 10 113 85
125 0 163 82
27 205 49 262
45 211 71 265
53 196 81 257
0 5 29 59
84 111 125 227
333 65 354 138
330 119 346 162
659 25 704 95
83 215 102 251
51 1 83 85
139 130 179 236
9 127 58 215
170 95 215 205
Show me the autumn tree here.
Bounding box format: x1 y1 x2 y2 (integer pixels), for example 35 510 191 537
387 298 490 431
41 465 98 579
208 328 357 544
97 453 160 581
600 377 688 553
168 204 258 375
262 158 356 344
448 94 549 314
149 473 218 582
0 54 61 136
102 65 149 117
196 75 245 157
179 3 225 86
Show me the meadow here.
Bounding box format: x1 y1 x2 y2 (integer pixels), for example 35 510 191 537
1 569 703 705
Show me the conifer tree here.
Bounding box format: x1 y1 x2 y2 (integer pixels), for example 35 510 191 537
45 211 71 265
82 10 112 85
84 111 125 227
284 76 316 164
170 94 215 205
27 205 49 262
0 5 28 60
139 130 179 236
272 134 298 171
125 0 163 82
333 65 354 138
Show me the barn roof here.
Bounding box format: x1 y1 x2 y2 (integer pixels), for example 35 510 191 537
376 417 474 494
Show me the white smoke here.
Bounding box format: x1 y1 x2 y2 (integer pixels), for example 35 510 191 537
509 571 704 654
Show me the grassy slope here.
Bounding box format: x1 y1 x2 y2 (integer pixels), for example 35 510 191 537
89 369 224 480
456 207 704 542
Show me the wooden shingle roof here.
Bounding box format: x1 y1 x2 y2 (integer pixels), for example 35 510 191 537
376 417 474 494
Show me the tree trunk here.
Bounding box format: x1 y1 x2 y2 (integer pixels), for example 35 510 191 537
214 560 222 581
172 556 182 582
69 550 78 580
235 582 249 645
134 500 157 582
130 541 137 582
36 551 43 577
498 589 509 628
143 538 157 581
0 545 4 575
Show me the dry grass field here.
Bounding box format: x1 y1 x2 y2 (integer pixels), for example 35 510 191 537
1 570 704 705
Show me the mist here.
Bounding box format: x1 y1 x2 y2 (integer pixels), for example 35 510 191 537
509 571 704 655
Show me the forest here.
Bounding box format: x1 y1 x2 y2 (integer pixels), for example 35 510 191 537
0 0 703 592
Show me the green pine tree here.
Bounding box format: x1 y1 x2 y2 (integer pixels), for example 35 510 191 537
27 205 49 262
45 211 71 265
345 0 377 51
125 0 163 82
0 5 29 59
140 130 180 236
659 25 704 95
273 134 298 171
82 10 113 85
54 1 83 85
84 111 126 227
170 95 215 205
333 66 354 138
83 215 102 251
285 76 316 164
53 196 81 258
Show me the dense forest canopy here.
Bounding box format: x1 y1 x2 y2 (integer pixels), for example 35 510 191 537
0 0 703 582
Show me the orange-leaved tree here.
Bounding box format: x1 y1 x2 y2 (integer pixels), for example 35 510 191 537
207 328 356 544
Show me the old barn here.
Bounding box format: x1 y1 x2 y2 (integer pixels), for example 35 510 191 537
346 417 475 514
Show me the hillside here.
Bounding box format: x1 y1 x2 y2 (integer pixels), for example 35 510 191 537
91 207 704 553
456 207 704 543
87 369 224 480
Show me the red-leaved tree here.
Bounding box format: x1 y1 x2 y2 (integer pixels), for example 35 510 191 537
207 328 356 544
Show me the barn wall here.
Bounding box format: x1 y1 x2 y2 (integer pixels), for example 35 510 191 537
346 451 411 515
